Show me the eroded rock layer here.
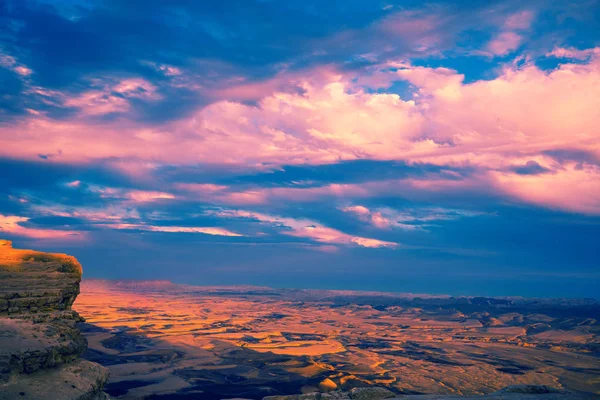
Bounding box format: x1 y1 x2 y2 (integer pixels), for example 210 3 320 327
0 239 82 315
0 240 109 400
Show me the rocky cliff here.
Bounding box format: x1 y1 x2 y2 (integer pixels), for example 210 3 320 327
0 240 109 400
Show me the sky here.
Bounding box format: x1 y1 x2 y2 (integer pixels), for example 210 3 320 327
0 0 599 298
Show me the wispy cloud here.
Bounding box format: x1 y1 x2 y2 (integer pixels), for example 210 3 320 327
0 214 84 240
210 209 397 248
107 223 243 237
341 205 487 230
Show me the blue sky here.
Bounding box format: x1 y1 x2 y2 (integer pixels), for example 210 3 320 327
0 0 599 298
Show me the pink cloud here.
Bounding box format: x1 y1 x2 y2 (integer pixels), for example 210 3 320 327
492 164 600 214
29 204 246 238
61 77 160 116
343 205 371 216
342 204 467 231
113 78 160 100
177 182 370 206
487 32 522 56
13 65 33 76
210 209 397 248
0 53 17 68
89 187 175 203
147 226 243 236
546 47 600 60
503 11 535 30
0 215 84 240
32 205 140 223
106 222 243 237
66 180 81 188
350 237 396 248
342 205 395 229
0 50 33 77
125 190 176 203
64 90 130 115
140 61 182 77
1 49 599 215
175 183 228 193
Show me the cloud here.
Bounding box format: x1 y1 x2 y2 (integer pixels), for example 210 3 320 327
487 32 522 56
108 223 243 237
350 237 395 248
503 10 534 30
341 205 486 230
481 10 534 57
546 47 600 61
92 187 175 203
176 181 370 206
210 209 397 248
33 205 140 224
493 163 600 214
342 205 397 229
63 77 161 116
0 214 84 240
0 50 33 77
2 51 598 214
125 190 175 203
13 66 33 76
149 226 242 236
66 180 81 188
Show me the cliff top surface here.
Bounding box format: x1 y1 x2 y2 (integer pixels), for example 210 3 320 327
0 239 82 276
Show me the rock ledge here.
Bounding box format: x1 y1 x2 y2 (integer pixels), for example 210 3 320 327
0 240 109 399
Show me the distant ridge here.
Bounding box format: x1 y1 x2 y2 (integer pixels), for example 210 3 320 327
82 278 598 305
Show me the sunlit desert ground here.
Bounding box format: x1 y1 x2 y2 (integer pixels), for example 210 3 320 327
74 280 600 399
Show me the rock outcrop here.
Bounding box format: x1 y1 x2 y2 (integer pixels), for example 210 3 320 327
0 240 109 400
262 385 596 400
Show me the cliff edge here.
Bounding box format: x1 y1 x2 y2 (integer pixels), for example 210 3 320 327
0 240 109 400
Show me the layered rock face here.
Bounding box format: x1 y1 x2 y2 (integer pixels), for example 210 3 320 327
0 240 109 400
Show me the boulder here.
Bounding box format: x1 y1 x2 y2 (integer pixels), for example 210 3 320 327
349 387 396 400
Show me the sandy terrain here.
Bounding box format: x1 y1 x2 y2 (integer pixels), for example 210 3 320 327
74 280 600 399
